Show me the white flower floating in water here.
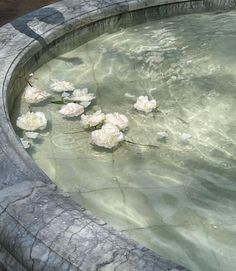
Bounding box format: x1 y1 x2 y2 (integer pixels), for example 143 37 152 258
157 131 168 140
16 112 47 131
20 138 31 149
81 110 105 129
91 123 124 149
134 96 157 113
105 112 129 131
24 86 51 104
65 88 95 102
180 133 192 141
59 103 84 117
50 79 75 93
80 101 91 108
25 132 39 139
61 91 70 98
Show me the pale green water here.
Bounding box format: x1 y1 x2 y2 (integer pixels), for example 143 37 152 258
12 11 236 271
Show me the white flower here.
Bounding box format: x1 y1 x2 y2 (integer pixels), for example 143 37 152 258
80 101 91 108
65 88 95 102
134 96 157 113
105 113 128 131
59 103 84 117
81 110 105 129
180 133 192 141
91 123 124 149
157 131 168 140
25 132 39 139
16 112 47 131
50 79 75 92
61 91 70 98
20 138 30 149
24 86 51 104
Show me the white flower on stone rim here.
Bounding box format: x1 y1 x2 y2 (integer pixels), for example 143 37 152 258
65 88 95 102
91 123 124 149
81 110 105 129
59 103 84 117
105 112 129 131
16 112 47 131
20 138 31 149
24 86 51 104
134 96 157 113
50 79 75 93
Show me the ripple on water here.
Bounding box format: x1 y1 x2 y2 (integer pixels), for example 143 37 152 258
12 10 236 271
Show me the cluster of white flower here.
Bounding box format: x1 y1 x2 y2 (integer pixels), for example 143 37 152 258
19 78 192 151
19 80 65 148
79 111 129 149
48 83 95 118
59 88 96 117
19 78 130 149
50 81 129 149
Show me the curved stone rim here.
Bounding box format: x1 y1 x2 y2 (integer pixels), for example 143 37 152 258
0 0 235 270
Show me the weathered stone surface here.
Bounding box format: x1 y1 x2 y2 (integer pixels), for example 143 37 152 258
0 0 235 270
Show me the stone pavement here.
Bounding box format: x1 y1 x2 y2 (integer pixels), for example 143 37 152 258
0 0 58 26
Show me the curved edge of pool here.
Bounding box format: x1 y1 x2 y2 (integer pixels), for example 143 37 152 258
0 0 235 270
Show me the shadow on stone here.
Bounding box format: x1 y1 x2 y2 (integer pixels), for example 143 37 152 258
11 7 65 47
11 7 83 65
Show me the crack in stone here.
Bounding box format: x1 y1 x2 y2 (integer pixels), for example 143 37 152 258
0 186 35 218
40 249 51 271
114 248 137 270
48 217 78 248
0 208 78 270
95 250 119 271
68 221 93 245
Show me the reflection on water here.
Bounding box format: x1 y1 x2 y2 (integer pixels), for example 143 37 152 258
12 11 236 271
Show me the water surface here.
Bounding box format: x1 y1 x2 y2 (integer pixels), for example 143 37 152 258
12 11 236 271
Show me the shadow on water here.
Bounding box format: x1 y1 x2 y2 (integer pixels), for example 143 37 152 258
11 7 83 65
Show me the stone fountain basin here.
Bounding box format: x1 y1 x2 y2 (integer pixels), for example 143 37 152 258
0 0 235 270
